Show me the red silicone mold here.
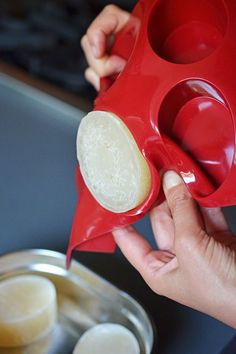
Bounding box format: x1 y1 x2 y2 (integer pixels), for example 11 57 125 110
67 0 236 265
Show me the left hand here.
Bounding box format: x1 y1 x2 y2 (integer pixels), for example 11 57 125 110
80 5 130 90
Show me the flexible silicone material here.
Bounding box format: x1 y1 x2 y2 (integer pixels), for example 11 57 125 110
67 0 236 265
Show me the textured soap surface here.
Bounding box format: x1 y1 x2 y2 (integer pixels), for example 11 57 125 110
77 111 151 213
0 275 57 348
73 323 140 354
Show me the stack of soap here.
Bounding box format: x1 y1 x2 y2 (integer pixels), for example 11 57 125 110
0 275 57 348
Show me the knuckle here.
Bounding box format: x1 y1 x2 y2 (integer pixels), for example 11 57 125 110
169 188 190 210
84 69 90 81
84 67 89 76
80 35 87 47
86 27 93 39
103 4 118 13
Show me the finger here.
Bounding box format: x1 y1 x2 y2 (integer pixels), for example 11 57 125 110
81 35 126 77
86 5 130 58
150 201 175 252
200 207 229 234
84 67 100 91
163 171 205 247
113 226 176 279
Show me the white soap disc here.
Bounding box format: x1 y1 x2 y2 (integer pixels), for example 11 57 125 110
73 323 140 354
77 111 151 213
0 275 57 348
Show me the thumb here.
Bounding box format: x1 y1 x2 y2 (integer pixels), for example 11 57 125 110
163 171 205 246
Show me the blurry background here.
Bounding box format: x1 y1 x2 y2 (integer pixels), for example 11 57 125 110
0 0 136 103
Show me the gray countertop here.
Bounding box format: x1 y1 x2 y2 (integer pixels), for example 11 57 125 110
0 73 235 354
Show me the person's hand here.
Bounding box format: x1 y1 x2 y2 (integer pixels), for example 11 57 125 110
113 171 236 328
81 5 130 91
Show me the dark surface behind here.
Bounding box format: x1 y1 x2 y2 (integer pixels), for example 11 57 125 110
0 0 136 101
0 75 236 354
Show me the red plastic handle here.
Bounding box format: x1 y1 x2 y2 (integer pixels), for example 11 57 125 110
162 135 215 199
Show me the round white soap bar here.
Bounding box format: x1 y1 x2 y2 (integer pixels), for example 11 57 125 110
0 275 57 347
73 323 140 354
77 111 151 213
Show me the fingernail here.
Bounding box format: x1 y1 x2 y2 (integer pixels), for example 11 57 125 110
163 171 183 190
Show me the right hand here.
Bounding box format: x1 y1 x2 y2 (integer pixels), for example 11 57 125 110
113 171 236 328
81 5 130 91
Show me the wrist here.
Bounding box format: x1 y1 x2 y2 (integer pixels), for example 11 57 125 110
207 278 236 329
220 284 236 328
